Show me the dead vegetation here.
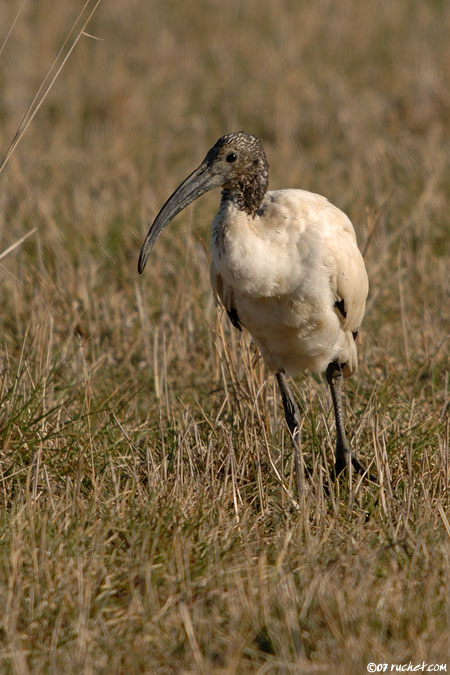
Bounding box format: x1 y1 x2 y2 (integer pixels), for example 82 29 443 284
0 0 448 672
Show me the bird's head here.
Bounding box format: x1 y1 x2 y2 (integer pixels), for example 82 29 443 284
138 131 268 274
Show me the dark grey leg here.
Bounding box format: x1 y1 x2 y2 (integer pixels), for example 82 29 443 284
326 360 368 478
276 370 303 496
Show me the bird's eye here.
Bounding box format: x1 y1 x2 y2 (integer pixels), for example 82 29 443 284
226 152 237 163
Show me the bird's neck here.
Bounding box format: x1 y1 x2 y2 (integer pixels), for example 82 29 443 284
221 167 268 217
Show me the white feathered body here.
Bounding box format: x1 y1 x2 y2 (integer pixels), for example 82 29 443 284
211 189 368 377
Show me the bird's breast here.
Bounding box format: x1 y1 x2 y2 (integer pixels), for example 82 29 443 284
211 197 319 298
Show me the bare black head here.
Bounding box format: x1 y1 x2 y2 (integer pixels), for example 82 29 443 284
138 131 269 274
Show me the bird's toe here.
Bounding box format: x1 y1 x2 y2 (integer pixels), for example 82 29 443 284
333 447 375 482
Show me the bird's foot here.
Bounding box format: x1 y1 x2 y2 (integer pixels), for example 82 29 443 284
333 444 375 482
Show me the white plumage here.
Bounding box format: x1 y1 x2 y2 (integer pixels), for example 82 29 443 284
138 132 371 493
210 189 368 377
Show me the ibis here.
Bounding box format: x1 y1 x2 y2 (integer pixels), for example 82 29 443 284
138 132 370 494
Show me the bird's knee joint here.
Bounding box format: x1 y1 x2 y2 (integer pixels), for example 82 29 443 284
326 360 344 385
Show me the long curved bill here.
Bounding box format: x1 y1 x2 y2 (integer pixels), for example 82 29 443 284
138 161 222 274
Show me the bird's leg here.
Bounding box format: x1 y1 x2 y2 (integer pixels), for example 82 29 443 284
326 360 367 478
276 371 303 496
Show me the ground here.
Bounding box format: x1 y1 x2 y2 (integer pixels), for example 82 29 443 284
0 1 448 672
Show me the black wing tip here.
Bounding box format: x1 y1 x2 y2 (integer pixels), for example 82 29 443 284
335 298 347 319
227 307 242 331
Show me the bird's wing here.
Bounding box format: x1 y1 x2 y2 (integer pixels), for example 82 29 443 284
210 265 242 331
265 190 369 334
322 216 369 334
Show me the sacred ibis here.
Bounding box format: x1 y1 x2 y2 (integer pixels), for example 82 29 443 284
138 132 370 494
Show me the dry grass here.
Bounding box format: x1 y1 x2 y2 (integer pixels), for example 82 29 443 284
0 0 449 672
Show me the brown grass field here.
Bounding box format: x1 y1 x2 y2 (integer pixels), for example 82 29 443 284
0 0 449 672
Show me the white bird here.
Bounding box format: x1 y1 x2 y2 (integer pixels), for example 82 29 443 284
138 132 370 493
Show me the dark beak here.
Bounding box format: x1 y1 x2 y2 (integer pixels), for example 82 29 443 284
138 161 222 274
